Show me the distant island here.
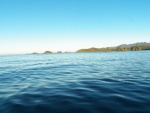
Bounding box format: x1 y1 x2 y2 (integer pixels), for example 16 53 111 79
43 51 52 54
77 42 150 52
32 52 38 54
32 42 150 54
32 51 63 54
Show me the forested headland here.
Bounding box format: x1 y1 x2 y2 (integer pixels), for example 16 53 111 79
77 42 150 52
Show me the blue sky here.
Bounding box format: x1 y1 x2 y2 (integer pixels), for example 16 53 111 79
0 0 150 54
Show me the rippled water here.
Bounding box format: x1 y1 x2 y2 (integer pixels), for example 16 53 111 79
0 51 150 113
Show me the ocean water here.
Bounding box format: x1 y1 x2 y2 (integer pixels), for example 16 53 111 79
0 51 150 113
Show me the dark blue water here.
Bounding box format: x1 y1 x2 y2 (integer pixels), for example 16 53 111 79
0 51 150 113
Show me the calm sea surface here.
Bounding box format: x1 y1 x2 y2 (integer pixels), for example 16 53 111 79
0 51 150 113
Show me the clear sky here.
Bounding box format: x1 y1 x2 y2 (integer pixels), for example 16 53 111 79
0 0 150 54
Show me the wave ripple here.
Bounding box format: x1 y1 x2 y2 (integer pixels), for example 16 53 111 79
0 51 150 113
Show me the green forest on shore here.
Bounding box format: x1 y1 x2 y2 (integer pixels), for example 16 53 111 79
77 42 150 52
32 42 150 54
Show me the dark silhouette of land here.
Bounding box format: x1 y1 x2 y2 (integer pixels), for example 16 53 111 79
32 42 150 54
77 42 150 52
43 51 52 54
32 52 38 54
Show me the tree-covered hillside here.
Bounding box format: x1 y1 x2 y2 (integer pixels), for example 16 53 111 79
77 42 150 52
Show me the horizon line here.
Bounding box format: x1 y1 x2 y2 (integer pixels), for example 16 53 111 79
0 42 150 55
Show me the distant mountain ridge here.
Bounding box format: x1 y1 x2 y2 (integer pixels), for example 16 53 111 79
77 42 150 52
118 42 150 48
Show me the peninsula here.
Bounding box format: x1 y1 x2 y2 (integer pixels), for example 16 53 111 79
77 42 150 52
